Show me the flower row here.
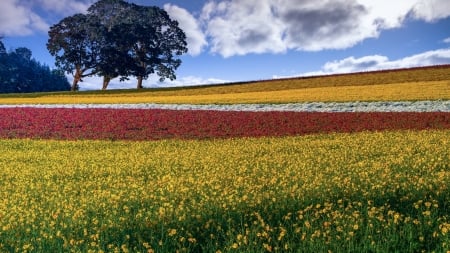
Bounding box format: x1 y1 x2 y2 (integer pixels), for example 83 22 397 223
0 107 448 140
3 100 449 112
1 131 449 252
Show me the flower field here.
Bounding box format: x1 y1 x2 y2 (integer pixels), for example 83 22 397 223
0 131 449 253
0 66 449 252
0 107 449 140
0 81 448 104
0 65 449 105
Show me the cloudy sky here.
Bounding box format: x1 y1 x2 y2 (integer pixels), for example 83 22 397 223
1 0 450 90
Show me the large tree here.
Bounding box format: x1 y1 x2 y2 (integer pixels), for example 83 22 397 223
124 4 188 89
87 0 188 89
47 0 188 90
86 0 137 89
47 14 101 91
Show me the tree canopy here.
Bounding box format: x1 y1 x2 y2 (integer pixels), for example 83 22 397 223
47 14 100 91
47 0 188 91
0 38 70 93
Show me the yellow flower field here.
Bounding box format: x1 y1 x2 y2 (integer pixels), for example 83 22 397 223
0 130 449 252
0 80 448 104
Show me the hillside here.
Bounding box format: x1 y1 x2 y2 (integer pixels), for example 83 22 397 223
0 65 449 253
0 65 449 104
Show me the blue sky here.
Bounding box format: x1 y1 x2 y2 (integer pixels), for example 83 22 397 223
1 0 450 90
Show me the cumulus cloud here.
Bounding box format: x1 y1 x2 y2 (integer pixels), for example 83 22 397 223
203 0 286 57
293 48 450 77
201 0 450 57
320 55 390 74
164 4 208 56
279 0 372 51
411 0 450 21
0 0 48 36
0 0 93 36
383 48 450 68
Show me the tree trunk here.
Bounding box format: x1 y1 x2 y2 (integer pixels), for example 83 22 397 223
71 68 82 91
137 60 146 89
137 76 144 89
102 76 111 90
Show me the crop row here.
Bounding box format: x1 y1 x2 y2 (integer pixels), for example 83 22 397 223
3 100 449 112
1 65 449 104
0 81 449 105
0 131 448 252
0 107 449 140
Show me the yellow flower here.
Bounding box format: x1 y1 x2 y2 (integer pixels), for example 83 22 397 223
121 244 129 253
305 221 311 228
168 229 177 236
278 227 287 241
440 224 449 235
22 244 33 251
263 243 272 252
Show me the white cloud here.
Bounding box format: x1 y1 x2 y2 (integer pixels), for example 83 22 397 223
292 48 450 77
443 37 450 43
383 48 450 68
0 0 93 37
75 76 142 91
76 75 230 91
164 4 208 56
201 0 450 57
152 76 229 88
321 55 390 74
412 0 450 21
36 0 93 15
204 0 286 57
0 0 49 36
357 0 414 29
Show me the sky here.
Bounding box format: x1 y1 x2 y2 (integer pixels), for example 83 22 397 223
1 0 450 90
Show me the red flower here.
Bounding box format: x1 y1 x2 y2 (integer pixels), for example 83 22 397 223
0 108 448 140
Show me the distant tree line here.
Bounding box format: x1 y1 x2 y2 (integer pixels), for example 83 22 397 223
0 37 70 93
47 0 188 91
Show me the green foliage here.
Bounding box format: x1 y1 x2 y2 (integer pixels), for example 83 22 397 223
0 38 70 93
47 14 101 91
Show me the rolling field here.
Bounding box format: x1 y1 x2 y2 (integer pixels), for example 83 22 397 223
0 65 449 104
0 66 449 252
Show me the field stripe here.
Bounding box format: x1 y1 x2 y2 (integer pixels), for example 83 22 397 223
0 108 448 140
0 81 448 104
0 130 449 252
1 100 449 112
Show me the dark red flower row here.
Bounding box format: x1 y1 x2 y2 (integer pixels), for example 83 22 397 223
0 108 448 140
